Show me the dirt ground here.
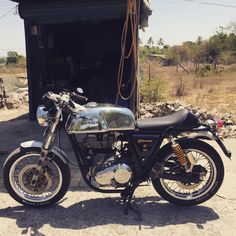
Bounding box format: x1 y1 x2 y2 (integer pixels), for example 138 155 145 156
0 109 236 236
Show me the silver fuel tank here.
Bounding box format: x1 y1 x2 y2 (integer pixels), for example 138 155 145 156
65 103 136 134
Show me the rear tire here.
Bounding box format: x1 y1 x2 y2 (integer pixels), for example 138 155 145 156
3 147 71 207
152 138 224 206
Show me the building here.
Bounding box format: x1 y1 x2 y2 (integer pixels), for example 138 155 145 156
11 0 152 119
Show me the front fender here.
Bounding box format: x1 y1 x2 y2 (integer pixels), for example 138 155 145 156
20 140 69 164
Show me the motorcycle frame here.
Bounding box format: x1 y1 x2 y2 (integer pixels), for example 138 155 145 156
65 126 209 193
64 123 231 194
66 129 165 193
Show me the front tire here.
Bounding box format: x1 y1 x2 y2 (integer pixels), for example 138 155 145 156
152 138 224 206
3 147 71 207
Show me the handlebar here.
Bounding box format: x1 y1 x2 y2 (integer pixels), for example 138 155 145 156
44 90 88 114
46 91 62 103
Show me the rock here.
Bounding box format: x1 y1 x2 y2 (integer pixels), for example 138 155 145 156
225 120 234 126
139 100 236 138
195 112 201 118
21 91 29 102
140 107 146 115
5 101 19 109
145 104 154 112
141 112 153 119
206 113 215 120
222 113 231 120
16 88 28 93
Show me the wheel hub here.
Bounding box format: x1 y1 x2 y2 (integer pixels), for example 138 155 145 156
18 164 52 195
177 165 208 190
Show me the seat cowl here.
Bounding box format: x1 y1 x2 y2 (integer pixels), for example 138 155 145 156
137 109 200 131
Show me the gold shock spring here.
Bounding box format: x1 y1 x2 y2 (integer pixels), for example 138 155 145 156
172 143 188 166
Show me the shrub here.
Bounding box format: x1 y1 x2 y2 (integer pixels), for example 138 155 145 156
140 76 165 102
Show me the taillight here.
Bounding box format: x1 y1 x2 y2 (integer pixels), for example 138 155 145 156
205 119 224 133
217 119 224 129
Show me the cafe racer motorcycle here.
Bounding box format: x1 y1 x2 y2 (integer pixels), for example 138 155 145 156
3 89 231 216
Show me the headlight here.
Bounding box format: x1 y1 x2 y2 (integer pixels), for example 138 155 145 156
36 105 50 127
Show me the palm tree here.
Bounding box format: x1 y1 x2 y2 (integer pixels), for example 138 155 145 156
147 37 154 48
157 38 164 48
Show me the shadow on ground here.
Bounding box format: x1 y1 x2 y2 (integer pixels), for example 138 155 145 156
0 196 219 235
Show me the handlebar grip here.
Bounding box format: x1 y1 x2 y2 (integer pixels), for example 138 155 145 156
71 93 88 103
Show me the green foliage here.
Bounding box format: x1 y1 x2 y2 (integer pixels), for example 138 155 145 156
7 51 19 58
167 45 190 63
147 37 155 48
6 51 26 65
139 23 236 70
140 77 165 103
220 50 236 64
0 57 6 65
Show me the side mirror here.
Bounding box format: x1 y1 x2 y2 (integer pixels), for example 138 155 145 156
77 88 84 94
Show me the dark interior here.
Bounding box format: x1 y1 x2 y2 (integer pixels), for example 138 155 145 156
27 19 132 115
18 0 137 119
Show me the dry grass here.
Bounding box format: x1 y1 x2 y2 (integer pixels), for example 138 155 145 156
140 61 236 120
1 62 236 120
0 65 26 76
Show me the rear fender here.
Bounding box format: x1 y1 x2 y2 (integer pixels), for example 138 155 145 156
189 131 231 159
20 140 69 164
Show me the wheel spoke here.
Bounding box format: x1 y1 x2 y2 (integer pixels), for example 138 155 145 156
9 153 62 203
160 148 217 201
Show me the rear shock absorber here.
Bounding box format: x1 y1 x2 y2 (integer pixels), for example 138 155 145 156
170 137 189 169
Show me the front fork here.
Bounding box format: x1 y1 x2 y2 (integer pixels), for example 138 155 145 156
30 109 62 187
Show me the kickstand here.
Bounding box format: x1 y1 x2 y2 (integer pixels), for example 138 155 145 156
122 188 143 222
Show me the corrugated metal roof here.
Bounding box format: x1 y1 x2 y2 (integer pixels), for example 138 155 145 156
18 0 127 24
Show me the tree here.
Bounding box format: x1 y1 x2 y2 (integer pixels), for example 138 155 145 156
6 51 26 65
196 36 203 45
6 51 19 64
0 57 6 64
7 51 19 58
227 21 236 34
147 37 155 48
168 45 190 63
157 38 164 48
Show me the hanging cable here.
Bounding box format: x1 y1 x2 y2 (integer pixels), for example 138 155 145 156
116 0 141 104
184 0 236 8
0 6 17 20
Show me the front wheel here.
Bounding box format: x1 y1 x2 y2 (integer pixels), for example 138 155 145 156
3 147 71 207
152 139 224 206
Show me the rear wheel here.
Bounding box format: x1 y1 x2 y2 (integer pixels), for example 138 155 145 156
152 139 224 206
3 147 71 207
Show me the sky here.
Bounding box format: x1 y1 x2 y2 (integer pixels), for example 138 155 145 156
0 0 236 57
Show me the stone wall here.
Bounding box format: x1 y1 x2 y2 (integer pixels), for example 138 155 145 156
140 101 236 138
0 77 28 110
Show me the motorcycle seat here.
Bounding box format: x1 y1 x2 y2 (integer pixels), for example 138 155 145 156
136 109 200 131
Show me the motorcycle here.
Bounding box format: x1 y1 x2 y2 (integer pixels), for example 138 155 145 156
3 89 231 218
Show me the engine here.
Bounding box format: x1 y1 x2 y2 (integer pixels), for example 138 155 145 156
92 157 132 186
80 134 133 187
